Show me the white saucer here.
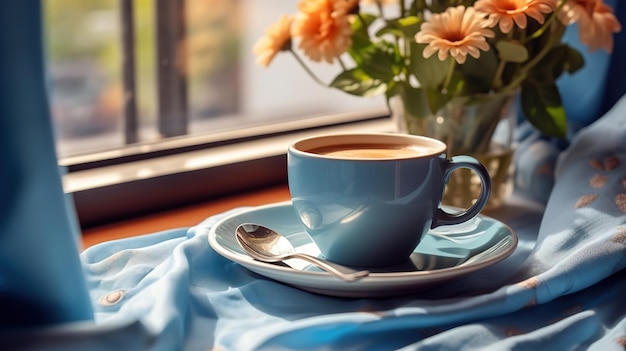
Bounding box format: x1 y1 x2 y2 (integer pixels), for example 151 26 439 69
208 201 518 298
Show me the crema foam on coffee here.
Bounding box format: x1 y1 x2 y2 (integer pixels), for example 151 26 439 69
309 143 439 159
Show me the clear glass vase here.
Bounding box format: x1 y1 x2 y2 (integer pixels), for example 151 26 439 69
391 92 517 210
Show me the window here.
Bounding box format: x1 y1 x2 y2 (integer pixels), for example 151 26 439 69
46 0 392 228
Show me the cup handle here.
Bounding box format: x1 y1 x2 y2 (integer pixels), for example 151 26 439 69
432 155 492 228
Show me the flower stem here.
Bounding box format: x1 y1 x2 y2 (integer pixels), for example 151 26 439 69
338 56 347 70
524 0 567 43
442 58 456 92
290 49 328 87
501 22 564 93
357 13 370 35
491 60 506 90
491 31 513 90
376 1 385 18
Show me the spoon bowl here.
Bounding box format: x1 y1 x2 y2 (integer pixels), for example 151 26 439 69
236 224 369 282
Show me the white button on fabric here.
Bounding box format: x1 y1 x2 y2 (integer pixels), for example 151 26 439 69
99 290 124 306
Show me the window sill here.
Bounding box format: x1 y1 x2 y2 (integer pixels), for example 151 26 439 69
81 184 291 248
67 116 394 229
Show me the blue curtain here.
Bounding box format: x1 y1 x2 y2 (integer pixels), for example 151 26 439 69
0 0 93 327
557 0 625 133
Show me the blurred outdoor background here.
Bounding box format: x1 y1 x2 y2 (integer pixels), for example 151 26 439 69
45 0 385 158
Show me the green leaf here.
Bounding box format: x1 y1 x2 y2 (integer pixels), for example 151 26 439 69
564 47 585 74
397 16 422 35
408 0 426 15
408 42 450 88
462 48 498 93
527 44 585 82
348 17 374 65
330 68 387 97
496 40 529 63
424 86 454 114
348 13 378 65
428 1 449 13
385 81 431 119
351 13 377 32
520 82 567 138
375 23 404 38
348 38 373 66
375 16 422 38
358 42 403 82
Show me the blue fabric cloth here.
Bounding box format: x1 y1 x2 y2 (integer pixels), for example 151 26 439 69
3 94 623 350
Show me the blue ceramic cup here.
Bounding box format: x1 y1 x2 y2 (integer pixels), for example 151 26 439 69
287 133 492 267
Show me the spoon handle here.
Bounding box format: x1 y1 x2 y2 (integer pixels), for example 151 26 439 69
288 253 369 282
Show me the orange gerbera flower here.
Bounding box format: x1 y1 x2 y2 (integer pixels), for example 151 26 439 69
557 0 598 25
474 0 558 33
292 0 353 63
558 0 621 52
253 14 293 67
415 6 494 64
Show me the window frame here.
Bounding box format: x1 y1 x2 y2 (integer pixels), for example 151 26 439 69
64 111 393 228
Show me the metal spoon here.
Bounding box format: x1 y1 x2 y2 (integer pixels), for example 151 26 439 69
235 224 370 282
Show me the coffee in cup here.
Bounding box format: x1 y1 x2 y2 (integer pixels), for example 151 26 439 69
287 133 491 267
